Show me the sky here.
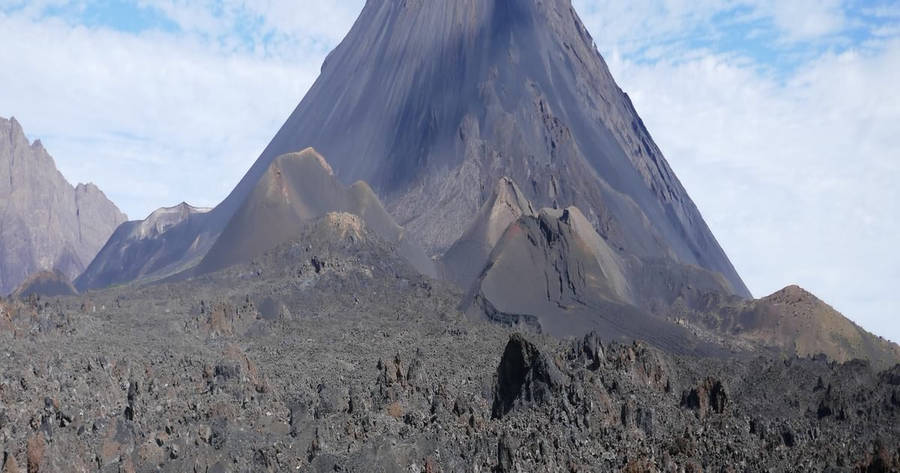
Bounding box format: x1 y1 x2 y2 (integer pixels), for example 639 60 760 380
0 0 898 343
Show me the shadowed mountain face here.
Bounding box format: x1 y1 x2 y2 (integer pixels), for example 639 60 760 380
77 0 750 300
75 202 213 290
0 116 126 295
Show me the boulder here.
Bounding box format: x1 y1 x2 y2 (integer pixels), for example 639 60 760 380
491 334 567 419
680 378 728 418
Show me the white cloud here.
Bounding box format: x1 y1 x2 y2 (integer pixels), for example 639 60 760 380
133 0 363 58
766 0 846 40
573 0 856 61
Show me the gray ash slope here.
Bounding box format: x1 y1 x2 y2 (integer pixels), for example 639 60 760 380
77 0 750 301
461 203 726 354
195 148 434 278
0 215 897 472
0 116 126 296
75 203 213 291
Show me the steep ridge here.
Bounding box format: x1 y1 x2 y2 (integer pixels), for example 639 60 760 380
195 148 435 277
136 201 212 239
463 205 714 353
75 0 750 300
0 116 126 295
440 177 535 288
75 202 212 290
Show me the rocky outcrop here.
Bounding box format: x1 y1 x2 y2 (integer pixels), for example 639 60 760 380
136 202 211 240
462 203 721 353
680 378 728 418
464 206 629 327
0 116 126 295
492 334 567 419
0 217 898 472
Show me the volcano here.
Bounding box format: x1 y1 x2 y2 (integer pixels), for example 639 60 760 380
78 0 749 307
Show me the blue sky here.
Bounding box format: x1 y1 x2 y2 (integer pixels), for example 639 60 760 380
0 0 898 343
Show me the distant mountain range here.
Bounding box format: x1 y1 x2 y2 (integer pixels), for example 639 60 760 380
0 116 125 295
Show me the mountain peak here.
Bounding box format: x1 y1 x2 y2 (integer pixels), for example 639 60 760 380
274 147 334 176
440 176 537 287
701 285 900 370
0 116 125 295
230 0 750 299
2 115 27 146
195 149 433 277
75 182 101 193
77 0 749 310
138 201 208 239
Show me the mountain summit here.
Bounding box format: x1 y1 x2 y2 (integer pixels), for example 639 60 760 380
0 116 126 295
243 0 750 296
78 0 749 303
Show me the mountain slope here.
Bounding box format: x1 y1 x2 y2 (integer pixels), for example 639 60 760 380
0 116 126 295
440 177 535 288
693 285 900 370
75 0 750 301
232 0 750 296
75 202 212 290
463 205 718 353
195 148 435 277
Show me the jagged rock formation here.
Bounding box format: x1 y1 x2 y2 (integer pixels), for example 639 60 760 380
0 244 897 471
11 270 77 299
0 116 126 295
135 201 211 240
195 148 434 277
74 0 750 303
75 202 212 290
491 333 568 419
462 204 717 352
